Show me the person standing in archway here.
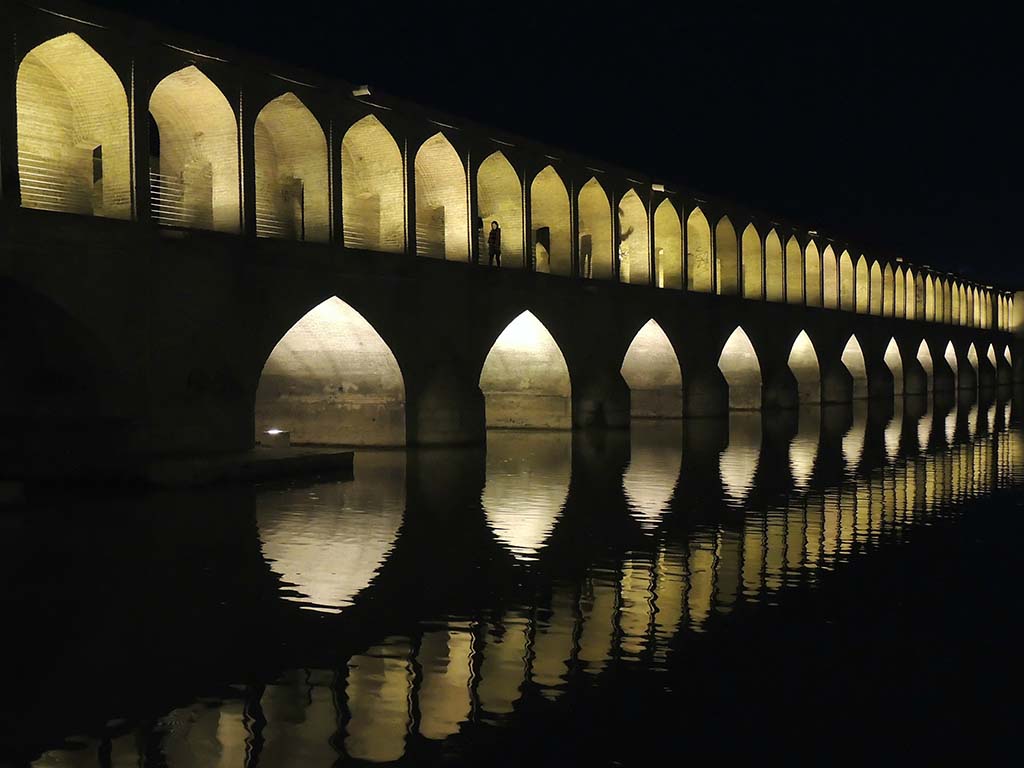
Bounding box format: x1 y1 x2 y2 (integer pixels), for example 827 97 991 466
487 220 502 267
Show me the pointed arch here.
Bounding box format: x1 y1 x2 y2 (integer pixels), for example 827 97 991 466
895 266 906 318
805 241 821 307
788 330 820 404
618 189 649 285
943 280 953 324
882 264 895 317
578 178 613 280
968 343 980 372
530 165 572 276
415 132 468 260
822 245 838 309
951 282 961 325
914 272 926 319
785 236 804 305
765 229 784 302
480 311 571 428
715 216 739 295
718 328 762 410
869 261 883 315
855 256 870 314
944 341 958 389
653 199 682 289
620 320 683 418
905 269 917 320
839 250 855 311
255 93 329 242
16 33 131 218
925 276 936 321
149 66 239 232
478 151 524 269
342 114 405 253
686 207 713 292
935 279 946 324
917 340 934 391
256 297 406 446
742 223 763 300
884 337 904 396
841 335 869 399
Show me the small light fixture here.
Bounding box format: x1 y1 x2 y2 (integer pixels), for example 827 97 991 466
352 85 372 97
652 183 666 192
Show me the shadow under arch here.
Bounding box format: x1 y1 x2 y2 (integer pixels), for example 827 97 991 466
788 330 821 405
255 296 406 446
620 319 683 418
718 327 762 410
479 310 571 428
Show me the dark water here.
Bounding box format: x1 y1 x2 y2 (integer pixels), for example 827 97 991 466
3 398 1022 765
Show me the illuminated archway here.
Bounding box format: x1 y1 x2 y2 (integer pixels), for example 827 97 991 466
987 343 997 368
925 277 936 321
149 66 239 232
884 337 904 396
479 311 571 428
951 282 961 325
823 245 838 309
917 340 934 392
805 241 821 307
716 215 739 295
765 229 784 302
686 207 713 292
255 297 406 445
882 264 895 317
620 320 683 418
905 269 917 320
16 33 130 219
785 236 804 304
341 115 405 253
255 93 329 242
531 165 571 276
915 272 926 318
654 199 682 289
936 280 946 324
618 189 649 285
1005 346 1012 366
895 267 906 318
742 223 763 299
841 335 868 399
788 330 820 404
855 257 869 314
718 327 762 409
869 262 882 315
578 178 613 279
839 250 855 311
968 343 980 382
944 341 958 389
477 151 523 269
415 133 468 260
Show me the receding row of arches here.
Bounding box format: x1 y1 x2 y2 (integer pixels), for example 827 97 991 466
15 33 1012 328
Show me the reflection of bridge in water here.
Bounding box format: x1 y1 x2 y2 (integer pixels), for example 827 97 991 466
22 397 1024 765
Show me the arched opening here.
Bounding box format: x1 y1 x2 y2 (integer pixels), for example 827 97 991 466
855 256 870 314
869 262 883 315
987 343 997 368
653 199 682 288
742 224 763 300
882 264 895 317
342 114 405 253
905 269 917 320
1005 346 1012 366
765 229 784 302
578 178 613 279
935 280 945 324
415 133 468 260
839 250 855 311
925 276 936 321
944 281 954 324
884 337 904 396
841 335 868 399
823 245 839 309
951 282 962 325
477 151 523 269
895 267 906 318
716 215 739 295
805 241 821 307
915 273 926 319
968 343 980 381
686 207 713 292
917 340 934 392
149 66 239 232
788 330 820 404
785 236 804 304
254 93 329 242
621 320 683 418
530 166 571 276
618 189 649 285
16 33 131 218
944 341 958 389
255 297 406 446
718 327 762 409
479 311 571 428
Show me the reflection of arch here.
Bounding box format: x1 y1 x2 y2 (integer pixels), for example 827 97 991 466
839 250 855 310
17 33 131 218
788 330 820 404
790 407 820 489
620 319 683 418
785 236 804 304
618 189 650 284
805 241 821 307
578 178 613 279
721 413 761 502
718 327 762 409
855 257 869 314
882 264 895 317
765 229 784 302
841 335 868 399
895 267 906 318
654 199 682 288
255 93 329 242
415 133 468 260
255 297 406 445
742 224 763 300
869 262 882 315
342 115 405 253
716 216 739 295
531 166 571 275
686 207 713 292
822 245 838 309
623 422 683 530
477 151 523 269
917 340 934 391
149 66 240 232
479 311 571 428
884 337 904 396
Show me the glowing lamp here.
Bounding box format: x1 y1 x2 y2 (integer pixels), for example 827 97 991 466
262 428 291 448
352 85 372 97
652 183 666 192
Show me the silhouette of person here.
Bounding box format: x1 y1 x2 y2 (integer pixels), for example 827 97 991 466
488 220 502 267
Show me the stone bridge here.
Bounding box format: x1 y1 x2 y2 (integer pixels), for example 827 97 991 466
1 0 1019 473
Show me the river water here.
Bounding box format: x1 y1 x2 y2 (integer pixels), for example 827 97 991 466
3 398 1022 765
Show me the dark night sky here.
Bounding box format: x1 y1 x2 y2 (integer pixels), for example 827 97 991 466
88 0 1019 287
